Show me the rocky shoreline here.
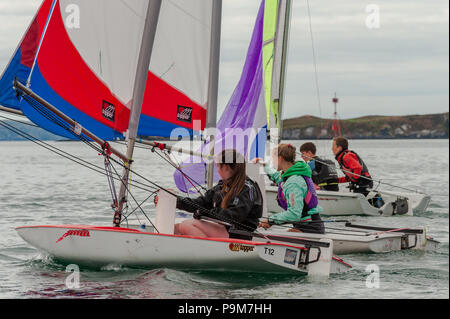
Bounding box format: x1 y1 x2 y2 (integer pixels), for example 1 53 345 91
282 112 449 140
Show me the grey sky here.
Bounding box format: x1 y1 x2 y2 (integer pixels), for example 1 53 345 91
0 0 448 120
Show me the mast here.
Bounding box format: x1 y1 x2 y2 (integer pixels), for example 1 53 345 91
206 0 222 189
275 0 292 142
113 0 162 227
268 0 292 145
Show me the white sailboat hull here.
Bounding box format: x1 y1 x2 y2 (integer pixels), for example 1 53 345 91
266 186 430 217
16 225 350 276
259 225 436 255
259 229 401 254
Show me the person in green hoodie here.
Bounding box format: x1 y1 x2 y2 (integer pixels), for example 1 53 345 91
255 144 325 234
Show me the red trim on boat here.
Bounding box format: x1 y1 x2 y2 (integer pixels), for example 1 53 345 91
15 224 308 250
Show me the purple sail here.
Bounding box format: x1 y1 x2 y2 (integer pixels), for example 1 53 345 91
174 1 267 193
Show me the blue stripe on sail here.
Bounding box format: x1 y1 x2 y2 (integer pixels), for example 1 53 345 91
137 115 194 139
20 64 123 140
249 126 267 160
0 49 32 110
18 63 194 140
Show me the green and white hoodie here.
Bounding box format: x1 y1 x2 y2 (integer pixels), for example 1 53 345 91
265 161 323 225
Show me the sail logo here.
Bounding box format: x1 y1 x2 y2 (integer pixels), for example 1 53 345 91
102 101 115 122
177 106 193 123
56 230 91 243
229 243 254 253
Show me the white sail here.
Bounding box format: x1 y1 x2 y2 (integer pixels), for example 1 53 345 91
5 0 216 141
55 0 150 107
151 1 214 108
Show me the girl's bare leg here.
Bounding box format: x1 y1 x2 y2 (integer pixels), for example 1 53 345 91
179 219 229 238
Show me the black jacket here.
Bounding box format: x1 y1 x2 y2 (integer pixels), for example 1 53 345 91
176 177 263 236
311 156 339 186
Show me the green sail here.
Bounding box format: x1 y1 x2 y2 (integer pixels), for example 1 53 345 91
263 0 279 129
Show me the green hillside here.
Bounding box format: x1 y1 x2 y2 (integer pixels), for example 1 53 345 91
282 113 449 139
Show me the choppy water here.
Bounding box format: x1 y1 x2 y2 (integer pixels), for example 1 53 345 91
0 139 448 299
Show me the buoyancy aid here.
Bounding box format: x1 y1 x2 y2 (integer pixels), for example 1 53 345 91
177 177 263 233
276 174 319 217
335 149 372 184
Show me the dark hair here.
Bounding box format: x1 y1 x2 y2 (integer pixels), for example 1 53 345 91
216 149 246 209
334 137 348 150
276 144 297 164
300 142 317 155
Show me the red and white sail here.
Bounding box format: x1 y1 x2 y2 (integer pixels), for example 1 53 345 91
1 0 214 140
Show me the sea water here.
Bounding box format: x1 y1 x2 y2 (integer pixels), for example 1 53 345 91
0 139 448 299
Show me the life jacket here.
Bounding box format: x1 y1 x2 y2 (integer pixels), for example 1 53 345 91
336 149 371 184
311 156 339 186
195 177 263 240
276 175 319 217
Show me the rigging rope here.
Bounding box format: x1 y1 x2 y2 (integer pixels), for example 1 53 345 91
106 156 159 232
112 140 208 195
0 114 39 128
1 113 393 239
14 87 203 229
0 119 162 224
10 88 384 240
306 0 323 119
154 147 207 195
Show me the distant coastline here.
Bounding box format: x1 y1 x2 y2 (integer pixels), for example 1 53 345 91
0 112 448 141
282 112 449 140
0 119 64 141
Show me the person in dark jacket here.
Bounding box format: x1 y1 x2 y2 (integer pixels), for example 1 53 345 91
332 137 373 196
170 149 263 239
300 142 340 191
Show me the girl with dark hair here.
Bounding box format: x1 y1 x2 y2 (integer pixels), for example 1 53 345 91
256 144 325 234
170 149 263 239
